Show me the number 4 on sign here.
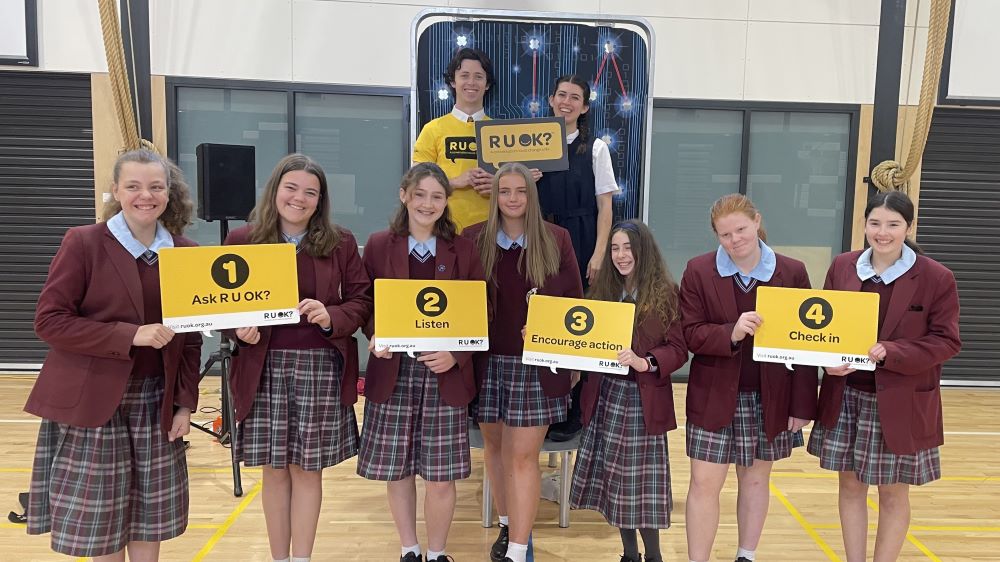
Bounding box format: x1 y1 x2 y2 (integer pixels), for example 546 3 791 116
804 303 826 326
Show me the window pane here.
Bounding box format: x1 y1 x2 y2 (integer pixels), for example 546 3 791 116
647 107 743 277
294 92 406 244
175 87 288 365
747 112 850 287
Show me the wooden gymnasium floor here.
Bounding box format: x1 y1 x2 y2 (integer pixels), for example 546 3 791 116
1 374 998 561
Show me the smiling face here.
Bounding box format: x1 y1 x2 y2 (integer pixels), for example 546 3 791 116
497 172 528 221
549 81 589 127
713 211 761 262
401 175 448 232
451 58 489 108
611 230 635 278
275 169 321 233
112 162 169 231
865 205 912 260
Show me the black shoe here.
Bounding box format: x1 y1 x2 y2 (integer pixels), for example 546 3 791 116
490 523 509 562
735 558 752 562
547 417 582 442
620 555 641 562
400 553 422 562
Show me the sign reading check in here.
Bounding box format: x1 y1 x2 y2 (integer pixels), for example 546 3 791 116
476 117 568 173
159 244 300 333
522 295 635 376
373 279 488 352
753 286 879 371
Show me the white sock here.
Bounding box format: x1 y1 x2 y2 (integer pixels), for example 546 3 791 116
273 558 289 562
402 545 421 557
737 547 756 561
291 558 310 562
427 549 445 561
506 542 529 562
498 514 509 526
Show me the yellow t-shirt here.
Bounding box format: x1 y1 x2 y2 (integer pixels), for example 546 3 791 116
413 113 491 232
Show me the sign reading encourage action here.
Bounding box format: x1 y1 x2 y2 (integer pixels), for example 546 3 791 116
522 295 635 375
753 286 879 371
159 244 300 333
475 117 568 173
373 279 488 352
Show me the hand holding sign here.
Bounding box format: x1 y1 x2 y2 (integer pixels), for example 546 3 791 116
732 311 763 343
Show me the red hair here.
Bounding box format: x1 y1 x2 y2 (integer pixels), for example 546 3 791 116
709 194 767 242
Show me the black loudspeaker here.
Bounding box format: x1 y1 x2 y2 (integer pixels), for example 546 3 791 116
196 143 256 221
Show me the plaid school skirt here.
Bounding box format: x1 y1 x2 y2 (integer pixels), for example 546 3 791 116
808 385 941 485
357 356 471 482
477 354 568 427
235 348 358 471
686 391 803 467
27 376 188 557
571 376 672 529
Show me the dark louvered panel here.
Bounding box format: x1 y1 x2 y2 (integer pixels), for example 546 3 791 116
917 107 1000 383
0 71 94 367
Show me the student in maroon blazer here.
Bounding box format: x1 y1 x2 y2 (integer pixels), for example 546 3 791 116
571 220 688 562
808 191 960 562
226 154 372 562
680 194 817 562
25 149 202 560
357 162 486 562
461 162 583 562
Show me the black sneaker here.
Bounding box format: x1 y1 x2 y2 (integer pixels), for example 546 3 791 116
400 553 422 562
490 523 509 562
735 558 753 562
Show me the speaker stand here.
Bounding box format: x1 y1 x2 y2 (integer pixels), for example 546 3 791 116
189 218 243 497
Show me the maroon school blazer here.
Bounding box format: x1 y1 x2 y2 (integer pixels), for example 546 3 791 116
461 221 584 398
25 222 202 433
816 250 961 455
680 251 818 441
580 309 689 435
225 225 372 422
361 229 486 407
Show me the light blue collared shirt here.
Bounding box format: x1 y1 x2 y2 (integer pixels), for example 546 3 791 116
408 235 437 257
856 245 916 284
716 240 776 284
282 231 306 247
496 230 525 249
107 211 173 259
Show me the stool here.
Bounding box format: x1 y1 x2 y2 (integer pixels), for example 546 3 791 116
469 424 582 529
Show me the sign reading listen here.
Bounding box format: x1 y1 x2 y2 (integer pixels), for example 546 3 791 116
373 279 488 352
475 117 568 173
159 244 300 333
753 286 879 371
522 295 635 375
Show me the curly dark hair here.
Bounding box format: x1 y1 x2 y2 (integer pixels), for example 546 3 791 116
101 149 194 236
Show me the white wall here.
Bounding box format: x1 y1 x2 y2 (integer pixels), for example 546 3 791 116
18 0 938 105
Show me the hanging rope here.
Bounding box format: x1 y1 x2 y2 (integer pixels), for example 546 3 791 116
97 0 156 153
870 0 952 193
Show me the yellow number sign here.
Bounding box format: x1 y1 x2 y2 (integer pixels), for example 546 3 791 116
373 279 488 352
753 286 879 370
475 117 568 173
159 244 300 332
522 295 635 375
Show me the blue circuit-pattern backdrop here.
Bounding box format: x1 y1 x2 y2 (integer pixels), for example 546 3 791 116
416 20 650 220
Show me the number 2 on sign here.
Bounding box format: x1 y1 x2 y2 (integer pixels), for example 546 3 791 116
423 292 441 313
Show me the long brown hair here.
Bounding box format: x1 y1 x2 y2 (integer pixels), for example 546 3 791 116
550 74 591 155
248 154 340 257
709 193 767 242
476 162 560 287
101 149 194 236
389 162 457 240
587 220 679 326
